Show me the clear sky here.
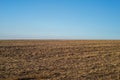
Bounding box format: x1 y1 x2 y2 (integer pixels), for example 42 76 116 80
0 0 120 39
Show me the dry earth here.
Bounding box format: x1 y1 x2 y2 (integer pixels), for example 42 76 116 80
0 40 120 80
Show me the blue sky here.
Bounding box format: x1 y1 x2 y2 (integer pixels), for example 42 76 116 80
0 0 120 39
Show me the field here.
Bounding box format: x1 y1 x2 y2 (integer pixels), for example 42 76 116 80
0 40 120 80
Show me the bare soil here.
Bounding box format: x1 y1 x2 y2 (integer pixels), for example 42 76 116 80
0 40 120 80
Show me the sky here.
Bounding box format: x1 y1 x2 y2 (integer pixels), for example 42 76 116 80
0 0 120 39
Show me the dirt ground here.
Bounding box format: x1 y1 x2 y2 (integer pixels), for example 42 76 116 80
0 40 120 80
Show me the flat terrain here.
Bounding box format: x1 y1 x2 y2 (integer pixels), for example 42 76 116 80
0 40 120 80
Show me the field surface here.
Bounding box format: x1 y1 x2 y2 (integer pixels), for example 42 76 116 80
0 40 120 80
